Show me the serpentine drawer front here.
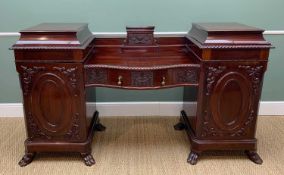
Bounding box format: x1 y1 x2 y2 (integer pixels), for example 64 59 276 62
84 66 200 88
11 23 272 167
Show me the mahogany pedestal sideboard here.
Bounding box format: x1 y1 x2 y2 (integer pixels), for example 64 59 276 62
11 23 273 166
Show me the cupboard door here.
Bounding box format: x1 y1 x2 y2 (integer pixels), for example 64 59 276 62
17 63 87 142
197 62 266 139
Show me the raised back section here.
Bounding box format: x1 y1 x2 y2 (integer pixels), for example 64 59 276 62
121 26 158 52
124 26 156 46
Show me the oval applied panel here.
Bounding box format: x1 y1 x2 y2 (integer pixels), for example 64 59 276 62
210 72 252 131
31 73 73 136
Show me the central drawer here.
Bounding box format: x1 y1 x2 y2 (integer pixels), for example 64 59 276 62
84 66 199 88
108 70 158 87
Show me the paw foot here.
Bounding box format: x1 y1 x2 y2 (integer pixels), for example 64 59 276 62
18 153 35 167
245 150 263 164
174 122 186 131
187 151 199 165
81 153 96 166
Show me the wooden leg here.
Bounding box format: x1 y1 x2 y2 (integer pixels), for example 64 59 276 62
187 151 199 165
245 150 263 164
18 152 36 167
81 153 96 166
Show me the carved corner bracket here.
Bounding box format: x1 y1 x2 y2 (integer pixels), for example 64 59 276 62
20 66 45 96
238 65 264 95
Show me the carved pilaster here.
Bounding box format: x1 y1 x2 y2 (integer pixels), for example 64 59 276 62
64 113 80 140
206 66 226 95
201 110 218 137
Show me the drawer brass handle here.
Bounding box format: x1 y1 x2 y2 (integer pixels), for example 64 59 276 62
117 75 123 86
161 76 166 86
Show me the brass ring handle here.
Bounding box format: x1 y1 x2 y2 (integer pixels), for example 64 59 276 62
117 75 123 86
161 76 166 86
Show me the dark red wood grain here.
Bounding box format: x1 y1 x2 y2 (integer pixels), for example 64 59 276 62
12 23 272 166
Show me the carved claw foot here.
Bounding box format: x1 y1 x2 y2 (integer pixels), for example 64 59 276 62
245 150 263 164
81 153 96 166
187 151 199 165
174 122 186 130
94 123 106 131
18 152 36 167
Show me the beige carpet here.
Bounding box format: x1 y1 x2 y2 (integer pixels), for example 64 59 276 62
0 116 283 175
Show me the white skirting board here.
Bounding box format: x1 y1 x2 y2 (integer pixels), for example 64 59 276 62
0 101 283 117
